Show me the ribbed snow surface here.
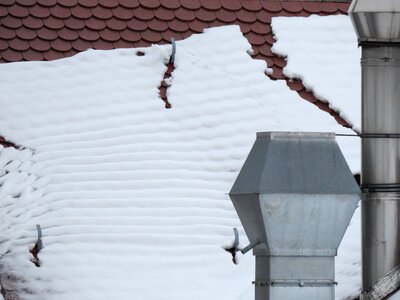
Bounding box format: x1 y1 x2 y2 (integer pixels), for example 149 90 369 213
271 15 361 131
0 26 359 299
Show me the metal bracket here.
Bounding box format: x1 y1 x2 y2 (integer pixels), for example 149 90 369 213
36 224 43 251
233 227 239 252
253 279 337 287
170 38 176 64
241 239 261 254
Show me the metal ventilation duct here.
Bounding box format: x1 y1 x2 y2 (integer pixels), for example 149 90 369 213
229 132 359 300
349 0 400 42
349 0 400 298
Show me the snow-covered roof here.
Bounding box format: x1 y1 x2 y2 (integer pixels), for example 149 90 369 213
0 0 353 130
0 24 361 299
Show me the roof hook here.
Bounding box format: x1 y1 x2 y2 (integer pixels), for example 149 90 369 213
36 224 43 251
170 38 176 64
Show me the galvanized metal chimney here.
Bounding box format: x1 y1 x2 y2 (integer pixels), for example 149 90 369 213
349 1 400 298
229 132 359 300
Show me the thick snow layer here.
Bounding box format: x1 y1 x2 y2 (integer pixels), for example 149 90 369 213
271 15 361 131
0 25 360 299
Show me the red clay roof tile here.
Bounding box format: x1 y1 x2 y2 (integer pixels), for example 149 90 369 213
264 34 275 46
287 80 304 92
23 15 44 29
43 48 62 60
133 6 154 21
168 19 189 32
235 9 257 23
92 6 113 19
299 89 318 103
0 27 16 40
180 0 201 10
98 0 118 9
1 0 15 6
200 0 222 11
37 27 58 40
161 29 183 41
139 0 159 9
220 0 241 11
16 0 36 7
22 48 44 60
337 2 350 13
188 19 207 33
272 56 286 68
79 27 100 41
154 6 175 21
64 17 85 29
159 0 180 10
175 7 196 22
80 0 98 8
106 18 126 30
242 0 262 12
8 37 30 51
195 8 216 22
0 6 8 17
37 0 57 7
29 38 51 51
30 5 51 18
43 16 64 29
51 38 72 51
147 18 168 31
92 38 113 49
244 31 265 46
113 39 134 48
63 48 78 56
215 9 236 23
2 48 23 61
57 27 79 40
301 2 324 14
0 40 8 51
71 5 92 18
259 44 272 57
321 3 339 14
58 0 78 7
118 0 139 9
250 22 270 35
112 6 134 20
256 10 273 24
126 18 147 31
140 29 162 43
239 23 251 33
99 27 120 41
49 5 71 18
16 26 37 40
282 2 303 13
7 5 30 18
2 15 23 30
262 2 282 13
71 38 92 50
120 28 141 42
85 17 106 30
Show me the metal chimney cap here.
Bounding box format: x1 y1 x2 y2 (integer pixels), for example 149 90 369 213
349 0 400 43
230 131 360 195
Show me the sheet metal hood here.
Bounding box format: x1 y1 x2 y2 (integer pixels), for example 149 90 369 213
349 0 400 43
229 132 360 256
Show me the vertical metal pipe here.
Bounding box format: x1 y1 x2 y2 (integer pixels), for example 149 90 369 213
361 45 400 292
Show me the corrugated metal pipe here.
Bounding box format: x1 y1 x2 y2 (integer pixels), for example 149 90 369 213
349 1 400 299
